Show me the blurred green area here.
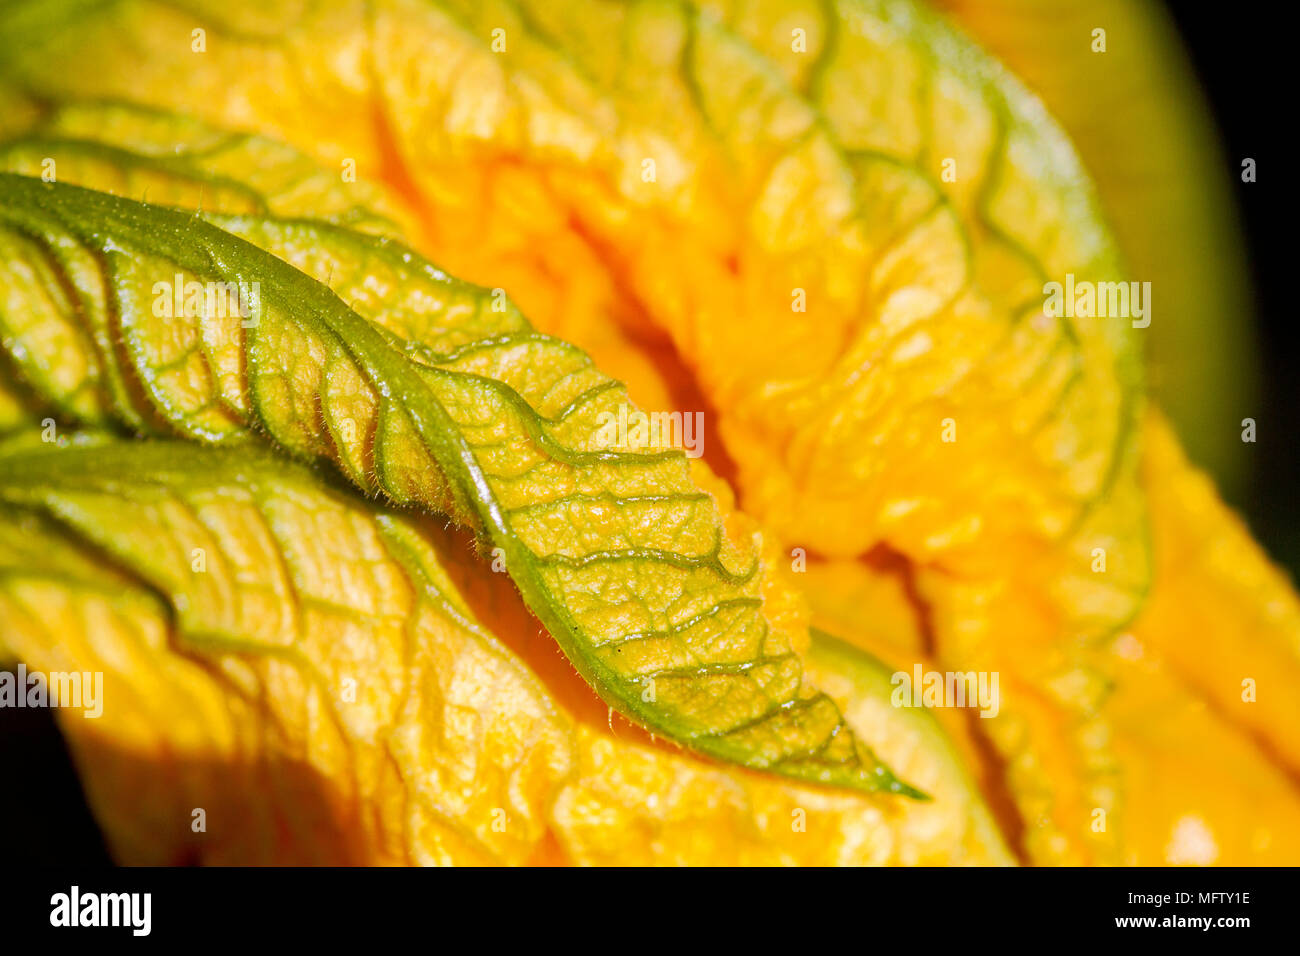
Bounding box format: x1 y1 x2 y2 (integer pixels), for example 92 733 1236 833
936 0 1261 503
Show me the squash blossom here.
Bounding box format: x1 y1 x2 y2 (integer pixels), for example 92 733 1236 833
0 0 1294 866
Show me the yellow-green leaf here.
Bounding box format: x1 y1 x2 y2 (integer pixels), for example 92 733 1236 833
0 434 574 864
0 173 918 796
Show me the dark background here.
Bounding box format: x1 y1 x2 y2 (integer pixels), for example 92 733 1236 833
1169 4 1297 575
1 2 1293 866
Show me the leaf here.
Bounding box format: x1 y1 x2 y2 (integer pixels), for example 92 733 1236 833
0 434 575 864
1 0 1296 868
0 0 1164 867
0 435 1009 864
0 100 410 235
0 0 1151 606
555 627 1014 865
0 105 538 427
0 172 918 796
